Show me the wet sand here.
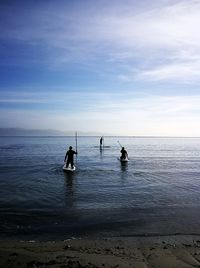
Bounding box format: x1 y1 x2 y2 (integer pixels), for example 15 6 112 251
1 235 200 267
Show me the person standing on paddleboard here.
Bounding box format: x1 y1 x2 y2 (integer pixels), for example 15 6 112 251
120 147 128 160
64 146 77 168
100 136 103 149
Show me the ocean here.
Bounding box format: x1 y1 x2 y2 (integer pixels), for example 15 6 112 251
1 136 200 241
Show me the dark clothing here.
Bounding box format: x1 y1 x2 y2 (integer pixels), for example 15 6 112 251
120 148 128 159
100 137 103 145
64 149 77 168
100 137 103 151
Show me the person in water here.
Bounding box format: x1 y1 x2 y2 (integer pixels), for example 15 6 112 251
64 146 77 168
100 136 103 149
120 147 128 160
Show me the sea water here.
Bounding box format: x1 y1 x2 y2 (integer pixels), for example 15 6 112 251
1 136 200 240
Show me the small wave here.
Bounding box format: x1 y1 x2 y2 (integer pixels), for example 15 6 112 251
0 144 24 150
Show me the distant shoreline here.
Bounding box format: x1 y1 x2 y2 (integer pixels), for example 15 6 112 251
1 128 200 138
1 135 200 138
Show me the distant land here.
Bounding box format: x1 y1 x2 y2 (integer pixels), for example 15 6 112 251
1 128 199 138
0 128 105 136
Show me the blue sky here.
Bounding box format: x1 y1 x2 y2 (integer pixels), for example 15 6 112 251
1 0 200 136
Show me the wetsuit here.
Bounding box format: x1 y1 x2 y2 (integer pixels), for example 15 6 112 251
65 149 77 168
120 149 128 159
100 137 103 145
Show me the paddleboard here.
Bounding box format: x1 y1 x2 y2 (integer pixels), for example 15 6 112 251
63 164 76 172
118 157 129 162
94 146 111 148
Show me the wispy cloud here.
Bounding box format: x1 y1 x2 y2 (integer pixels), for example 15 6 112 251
1 1 200 135
135 60 200 83
1 89 200 136
2 0 200 83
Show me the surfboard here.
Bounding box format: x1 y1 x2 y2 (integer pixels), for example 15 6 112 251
94 146 111 148
63 164 76 172
118 157 129 162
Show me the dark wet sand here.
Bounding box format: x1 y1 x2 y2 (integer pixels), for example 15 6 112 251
1 235 200 267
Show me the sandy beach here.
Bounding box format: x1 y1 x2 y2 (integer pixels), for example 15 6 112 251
1 235 200 267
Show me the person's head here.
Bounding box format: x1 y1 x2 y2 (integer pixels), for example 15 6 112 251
122 147 124 150
69 146 72 150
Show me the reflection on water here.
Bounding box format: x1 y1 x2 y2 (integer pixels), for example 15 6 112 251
120 161 128 172
1 136 200 239
64 172 76 209
99 147 104 160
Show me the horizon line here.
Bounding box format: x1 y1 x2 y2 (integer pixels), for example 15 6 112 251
1 135 200 138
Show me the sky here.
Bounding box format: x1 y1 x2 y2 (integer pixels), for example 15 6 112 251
1 0 200 136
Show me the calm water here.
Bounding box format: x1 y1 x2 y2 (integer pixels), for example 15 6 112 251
1 136 200 240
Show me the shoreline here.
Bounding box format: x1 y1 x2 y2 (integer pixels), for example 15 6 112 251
1 234 200 267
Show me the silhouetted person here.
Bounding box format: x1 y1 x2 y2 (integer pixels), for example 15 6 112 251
64 146 77 168
120 147 128 160
100 136 103 149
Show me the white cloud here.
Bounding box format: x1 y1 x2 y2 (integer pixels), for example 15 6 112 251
1 91 200 136
135 61 200 82
45 0 200 83
2 0 200 83
2 1 200 135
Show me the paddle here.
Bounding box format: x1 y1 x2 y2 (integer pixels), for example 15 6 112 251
117 140 123 148
117 141 129 160
75 131 78 160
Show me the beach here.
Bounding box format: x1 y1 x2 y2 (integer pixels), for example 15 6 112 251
1 235 200 267
1 137 200 267
2 0 200 266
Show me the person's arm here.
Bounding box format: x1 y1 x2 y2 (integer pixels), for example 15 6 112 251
64 152 68 162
